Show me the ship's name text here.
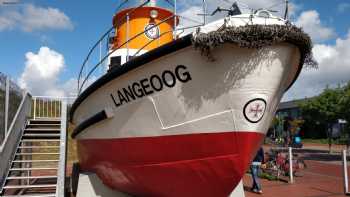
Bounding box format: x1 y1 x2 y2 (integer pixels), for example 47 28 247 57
110 65 192 108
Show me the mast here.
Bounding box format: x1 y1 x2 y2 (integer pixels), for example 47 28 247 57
284 0 289 20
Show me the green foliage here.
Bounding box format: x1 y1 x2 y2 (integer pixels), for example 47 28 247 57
299 84 350 138
339 82 350 133
259 172 278 181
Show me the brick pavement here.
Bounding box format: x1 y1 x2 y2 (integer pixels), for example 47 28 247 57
243 159 347 197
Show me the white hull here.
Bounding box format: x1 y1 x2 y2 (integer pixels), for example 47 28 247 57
73 42 300 140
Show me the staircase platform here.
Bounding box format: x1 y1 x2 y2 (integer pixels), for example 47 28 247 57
1 113 66 196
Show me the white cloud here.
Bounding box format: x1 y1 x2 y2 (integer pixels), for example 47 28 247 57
17 46 98 97
0 4 73 32
295 10 335 42
18 47 75 97
283 30 350 101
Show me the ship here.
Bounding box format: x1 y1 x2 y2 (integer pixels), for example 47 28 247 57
70 1 315 196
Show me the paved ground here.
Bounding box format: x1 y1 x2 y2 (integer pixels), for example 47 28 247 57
243 143 349 197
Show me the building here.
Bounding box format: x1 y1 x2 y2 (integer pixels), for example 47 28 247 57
276 98 306 119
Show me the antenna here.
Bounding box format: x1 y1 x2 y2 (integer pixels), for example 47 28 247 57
284 0 289 20
203 0 207 25
210 1 242 17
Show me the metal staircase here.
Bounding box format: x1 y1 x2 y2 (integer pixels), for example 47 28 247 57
1 97 69 197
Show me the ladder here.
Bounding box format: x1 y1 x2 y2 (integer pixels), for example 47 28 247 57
1 119 63 197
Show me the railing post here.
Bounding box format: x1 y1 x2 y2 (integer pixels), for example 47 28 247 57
56 99 67 197
126 13 130 61
203 0 207 25
289 147 294 183
173 0 177 39
343 150 349 194
33 97 36 120
4 76 9 135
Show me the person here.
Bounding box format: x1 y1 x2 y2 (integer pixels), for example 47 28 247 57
283 116 292 147
250 147 264 194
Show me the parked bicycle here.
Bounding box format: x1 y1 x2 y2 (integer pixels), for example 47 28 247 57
262 149 307 180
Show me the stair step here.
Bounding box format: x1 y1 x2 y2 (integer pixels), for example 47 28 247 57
21 139 60 142
29 119 61 125
25 128 61 131
16 152 59 156
10 167 58 171
22 133 60 139
13 160 59 163
28 124 61 127
2 194 56 197
23 133 60 137
3 184 57 189
7 175 58 180
18 146 60 149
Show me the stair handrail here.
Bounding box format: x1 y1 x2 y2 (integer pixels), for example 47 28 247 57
0 92 29 151
56 100 67 197
0 92 31 194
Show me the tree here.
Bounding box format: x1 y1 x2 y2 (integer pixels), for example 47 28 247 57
299 86 343 139
339 82 350 135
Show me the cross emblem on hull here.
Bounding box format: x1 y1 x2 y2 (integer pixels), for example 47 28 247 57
249 104 263 118
243 98 267 123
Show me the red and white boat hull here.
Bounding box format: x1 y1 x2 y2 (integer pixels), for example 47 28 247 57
72 39 300 196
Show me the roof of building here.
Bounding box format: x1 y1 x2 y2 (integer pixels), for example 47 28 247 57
278 98 310 110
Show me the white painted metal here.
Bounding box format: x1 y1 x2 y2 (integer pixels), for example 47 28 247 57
2 194 56 197
343 150 350 194
74 15 298 140
12 160 59 163
126 13 130 61
10 167 58 171
4 76 9 135
0 92 29 151
108 48 148 66
2 97 69 196
173 0 177 39
33 97 37 119
289 147 294 183
202 0 207 25
31 96 75 120
56 100 67 197
229 180 245 197
74 41 300 140
3 184 56 189
7 175 58 180
76 172 245 197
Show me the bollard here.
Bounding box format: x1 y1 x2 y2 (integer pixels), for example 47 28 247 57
343 150 350 195
289 147 294 183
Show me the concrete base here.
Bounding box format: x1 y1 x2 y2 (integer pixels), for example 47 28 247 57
76 172 245 197
229 180 245 197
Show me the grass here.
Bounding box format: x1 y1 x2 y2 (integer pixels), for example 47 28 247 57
302 138 348 145
302 138 330 144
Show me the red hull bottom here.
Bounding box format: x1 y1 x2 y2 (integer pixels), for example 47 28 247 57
77 132 264 197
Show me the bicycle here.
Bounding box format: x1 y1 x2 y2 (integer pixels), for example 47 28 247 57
262 149 307 180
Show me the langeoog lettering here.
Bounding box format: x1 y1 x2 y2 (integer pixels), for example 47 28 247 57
110 65 192 108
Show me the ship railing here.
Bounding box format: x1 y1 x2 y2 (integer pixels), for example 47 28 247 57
31 96 75 120
77 0 152 94
76 0 291 95
77 0 208 95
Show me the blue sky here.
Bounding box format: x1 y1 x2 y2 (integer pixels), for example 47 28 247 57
0 0 350 99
